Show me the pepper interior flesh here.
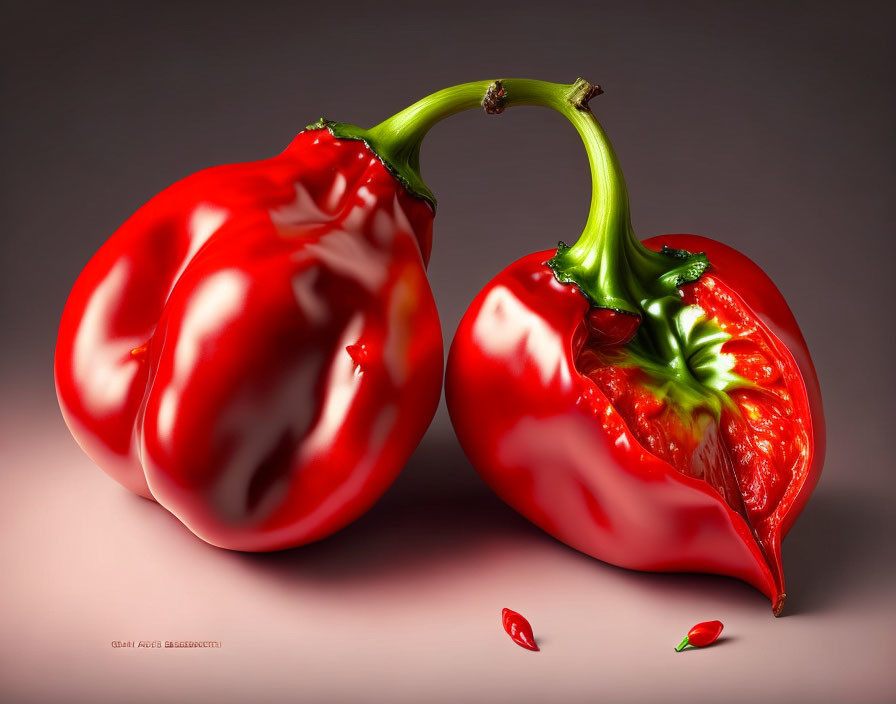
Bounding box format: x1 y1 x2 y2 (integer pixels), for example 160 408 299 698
576 275 810 595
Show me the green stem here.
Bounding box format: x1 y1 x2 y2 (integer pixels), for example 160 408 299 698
306 79 610 213
675 636 691 652
308 81 494 208
309 78 741 417
541 88 708 315
308 78 706 317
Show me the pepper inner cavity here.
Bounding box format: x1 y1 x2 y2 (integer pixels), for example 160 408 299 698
575 276 809 566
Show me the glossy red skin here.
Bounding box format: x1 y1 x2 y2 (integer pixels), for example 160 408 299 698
687 620 723 647
55 129 443 551
446 235 824 606
501 608 539 651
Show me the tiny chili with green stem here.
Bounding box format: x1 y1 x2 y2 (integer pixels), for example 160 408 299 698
675 621 725 651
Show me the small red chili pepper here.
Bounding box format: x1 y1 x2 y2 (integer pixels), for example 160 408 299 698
674 620 724 651
501 608 539 651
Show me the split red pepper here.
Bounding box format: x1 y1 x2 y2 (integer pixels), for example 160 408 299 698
54 92 473 550
445 79 824 614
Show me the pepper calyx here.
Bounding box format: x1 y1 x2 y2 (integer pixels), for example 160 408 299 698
659 246 710 287
547 240 710 318
306 118 438 210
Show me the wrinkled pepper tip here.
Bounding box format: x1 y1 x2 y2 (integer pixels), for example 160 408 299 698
773 593 787 617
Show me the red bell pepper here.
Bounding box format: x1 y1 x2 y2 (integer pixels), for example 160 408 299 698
54 94 471 550
445 79 824 614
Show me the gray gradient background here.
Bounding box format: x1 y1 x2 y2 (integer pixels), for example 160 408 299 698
2 1 894 703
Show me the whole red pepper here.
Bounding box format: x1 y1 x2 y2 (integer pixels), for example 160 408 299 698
58 79 610 550
445 79 824 613
54 83 508 550
501 608 539 651
675 621 724 651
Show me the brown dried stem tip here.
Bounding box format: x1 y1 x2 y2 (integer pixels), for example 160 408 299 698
482 80 506 114
569 78 603 111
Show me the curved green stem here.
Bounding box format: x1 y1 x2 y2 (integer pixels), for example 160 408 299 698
537 84 708 315
308 81 495 207
308 78 705 314
309 79 739 414
675 636 691 652
307 79 617 218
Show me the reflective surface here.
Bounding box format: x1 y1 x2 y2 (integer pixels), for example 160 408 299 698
54 130 443 550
